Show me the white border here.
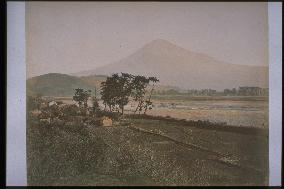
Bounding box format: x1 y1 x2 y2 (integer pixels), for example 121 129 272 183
268 2 282 186
6 2 282 186
6 2 27 186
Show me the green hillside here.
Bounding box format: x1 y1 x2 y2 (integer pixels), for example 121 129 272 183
27 73 184 97
27 73 100 97
79 75 107 89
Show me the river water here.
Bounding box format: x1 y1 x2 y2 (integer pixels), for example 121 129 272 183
57 97 268 129
146 99 268 128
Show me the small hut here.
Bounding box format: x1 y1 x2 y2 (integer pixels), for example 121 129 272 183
101 116 113 127
48 100 58 107
30 109 41 117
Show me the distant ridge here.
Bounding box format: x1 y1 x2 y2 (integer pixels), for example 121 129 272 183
27 73 98 97
73 39 268 90
27 73 184 97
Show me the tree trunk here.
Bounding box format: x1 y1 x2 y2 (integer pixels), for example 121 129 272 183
143 105 148 114
134 102 139 114
134 100 142 114
144 84 155 114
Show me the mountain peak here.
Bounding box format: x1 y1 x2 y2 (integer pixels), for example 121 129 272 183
73 39 268 90
144 38 179 49
151 38 172 44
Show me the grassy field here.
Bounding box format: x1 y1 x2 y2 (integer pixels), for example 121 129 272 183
27 115 268 186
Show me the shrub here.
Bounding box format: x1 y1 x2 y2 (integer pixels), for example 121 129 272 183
61 104 79 117
96 110 120 120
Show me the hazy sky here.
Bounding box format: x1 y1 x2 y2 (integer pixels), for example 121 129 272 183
26 2 268 78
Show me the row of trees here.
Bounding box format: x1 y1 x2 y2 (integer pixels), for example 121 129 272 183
72 88 100 113
154 87 268 96
71 73 159 115
73 89 92 108
100 73 159 115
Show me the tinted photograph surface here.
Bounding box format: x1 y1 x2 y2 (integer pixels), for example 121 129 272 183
26 2 269 186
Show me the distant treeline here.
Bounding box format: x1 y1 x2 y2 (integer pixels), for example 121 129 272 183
153 87 269 96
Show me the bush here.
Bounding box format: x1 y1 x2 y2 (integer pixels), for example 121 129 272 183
85 117 101 127
61 104 79 116
96 110 121 120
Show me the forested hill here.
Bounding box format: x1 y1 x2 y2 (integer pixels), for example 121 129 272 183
27 73 182 97
27 73 103 97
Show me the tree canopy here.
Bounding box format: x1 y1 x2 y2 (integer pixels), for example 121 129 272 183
100 73 159 115
73 88 91 108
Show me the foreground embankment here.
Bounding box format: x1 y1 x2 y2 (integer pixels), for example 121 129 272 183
27 116 268 186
